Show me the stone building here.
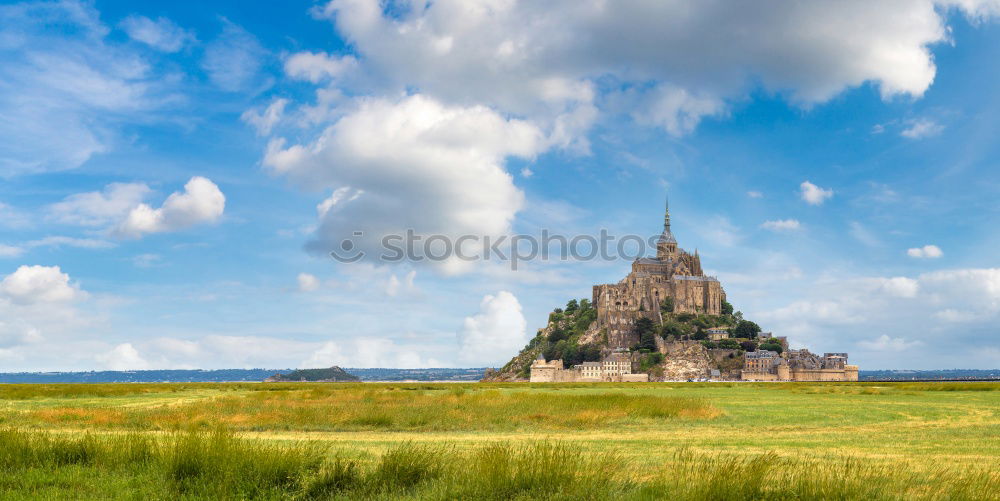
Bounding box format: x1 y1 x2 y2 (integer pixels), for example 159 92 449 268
706 328 729 341
741 349 858 382
529 352 649 382
592 197 726 348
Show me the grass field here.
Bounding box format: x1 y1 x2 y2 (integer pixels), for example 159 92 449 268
0 381 997 499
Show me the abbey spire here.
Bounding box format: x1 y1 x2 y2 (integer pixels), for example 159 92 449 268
656 194 678 260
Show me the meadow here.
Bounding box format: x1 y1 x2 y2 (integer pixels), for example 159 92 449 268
0 381 997 499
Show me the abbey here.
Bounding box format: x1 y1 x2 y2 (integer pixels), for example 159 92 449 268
592 198 726 348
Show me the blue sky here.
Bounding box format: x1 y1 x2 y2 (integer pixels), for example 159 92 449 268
1 0 999 371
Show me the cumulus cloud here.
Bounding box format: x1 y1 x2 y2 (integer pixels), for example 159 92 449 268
297 272 320 292
284 51 357 83
628 84 725 136
754 267 1000 367
311 0 993 144
96 343 150 370
761 219 802 232
116 177 225 238
120 15 194 52
900 118 944 139
201 20 268 92
907 244 943 258
457 291 527 366
878 277 920 298
0 265 82 305
241 98 288 136
265 94 541 270
800 181 834 205
858 335 924 352
48 182 152 226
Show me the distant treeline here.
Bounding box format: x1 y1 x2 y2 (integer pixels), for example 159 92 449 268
0 368 488 384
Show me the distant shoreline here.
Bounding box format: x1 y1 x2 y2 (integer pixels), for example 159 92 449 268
0 368 997 384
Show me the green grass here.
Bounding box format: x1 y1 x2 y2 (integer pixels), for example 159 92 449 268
0 381 997 499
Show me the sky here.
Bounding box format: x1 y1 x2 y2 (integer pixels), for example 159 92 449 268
1 0 999 371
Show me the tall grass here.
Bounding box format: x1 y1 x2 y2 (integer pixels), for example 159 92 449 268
0 429 995 500
8 386 718 432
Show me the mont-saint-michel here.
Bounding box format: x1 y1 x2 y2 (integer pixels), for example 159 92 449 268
486 196 858 383
4 1 999 498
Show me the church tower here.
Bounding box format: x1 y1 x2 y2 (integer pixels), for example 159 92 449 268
656 195 678 260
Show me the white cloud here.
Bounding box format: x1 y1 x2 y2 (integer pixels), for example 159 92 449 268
0 1 174 175
753 267 1000 367
116 177 225 238
25 236 115 250
0 202 30 228
849 221 882 247
96 343 149 370
747 191 764 199
312 0 992 144
695 215 741 247
761 219 802 232
907 244 943 258
385 270 416 297
878 277 920 298
858 335 924 352
241 98 288 136
302 337 441 369
48 182 152 227
120 15 194 52
520 167 533 178
265 94 542 269
0 245 24 258
457 291 527 366
201 20 268 92
297 272 320 292
901 118 944 139
628 84 725 136
284 51 357 83
131 253 161 268
800 181 833 205
0 265 82 305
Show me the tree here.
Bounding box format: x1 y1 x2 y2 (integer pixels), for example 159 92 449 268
547 327 568 343
760 342 783 354
634 317 657 352
733 320 762 339
565 299 579 314
660 297 674 314
579 299 591 311
719 338 740 350
700 340 718 349
661 321 684 339
740 341 757 352
579 343 602 362
693 328 707 341
721 300 734 316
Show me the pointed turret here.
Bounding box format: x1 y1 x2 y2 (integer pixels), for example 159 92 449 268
656 194 678 260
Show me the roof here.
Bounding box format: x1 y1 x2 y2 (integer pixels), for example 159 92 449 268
636 257 664 265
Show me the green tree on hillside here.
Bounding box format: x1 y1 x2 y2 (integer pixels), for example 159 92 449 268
733 320 762 339
721 300 734 316
660 297 674 313
565 299 579 314
634 317 658 352
760 341 783 354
